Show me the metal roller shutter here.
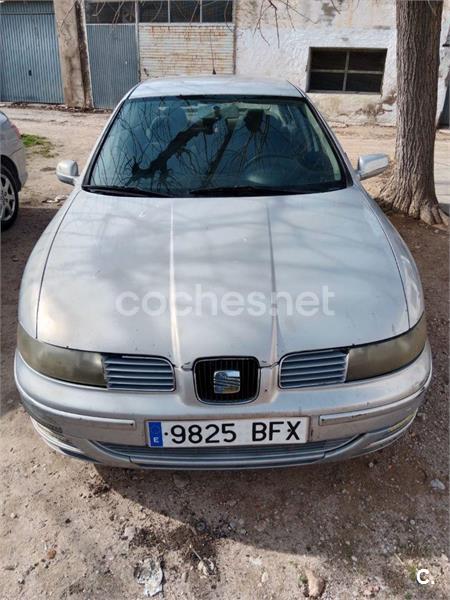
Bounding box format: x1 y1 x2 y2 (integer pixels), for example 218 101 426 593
0 1 64 104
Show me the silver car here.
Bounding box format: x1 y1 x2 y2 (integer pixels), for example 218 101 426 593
15 77 431 469
1 111 27 230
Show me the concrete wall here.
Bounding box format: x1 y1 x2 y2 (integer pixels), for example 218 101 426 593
235 0 450 125
53 0 91 108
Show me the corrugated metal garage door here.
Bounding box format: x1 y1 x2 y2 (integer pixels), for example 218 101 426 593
86 24 139 109
0 1 64 104
139 25 234 78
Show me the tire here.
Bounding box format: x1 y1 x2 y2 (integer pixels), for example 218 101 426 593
1 164 19 231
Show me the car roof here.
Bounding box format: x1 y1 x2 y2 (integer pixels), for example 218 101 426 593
129 76 304 99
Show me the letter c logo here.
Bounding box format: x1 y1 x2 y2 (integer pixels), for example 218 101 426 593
416 569 431 585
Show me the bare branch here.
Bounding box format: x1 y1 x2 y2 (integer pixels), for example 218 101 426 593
253 0 319 47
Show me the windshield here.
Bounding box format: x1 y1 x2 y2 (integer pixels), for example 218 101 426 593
87 95 346 197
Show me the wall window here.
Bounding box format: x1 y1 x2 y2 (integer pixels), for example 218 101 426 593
86 2 136 23
170 1 200 23
308 49 387 93
86 1 233 24
140 1 168 22
139 0 233 23
202 0 233 23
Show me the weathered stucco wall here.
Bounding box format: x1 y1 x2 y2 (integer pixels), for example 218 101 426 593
235 0 450 125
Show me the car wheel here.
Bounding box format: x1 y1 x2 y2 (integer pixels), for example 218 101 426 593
1 165 19 231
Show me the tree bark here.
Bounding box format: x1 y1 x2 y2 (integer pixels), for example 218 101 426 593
379 0 447 226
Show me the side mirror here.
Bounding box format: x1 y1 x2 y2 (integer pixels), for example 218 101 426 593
356 154 389 181
56 160 79 186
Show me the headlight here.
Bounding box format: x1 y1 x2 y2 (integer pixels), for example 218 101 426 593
17 325 106 387
346 315 427 381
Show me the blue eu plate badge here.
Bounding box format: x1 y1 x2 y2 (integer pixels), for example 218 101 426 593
148 422 163 447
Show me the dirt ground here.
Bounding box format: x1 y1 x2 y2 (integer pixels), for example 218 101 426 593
1 107 449 600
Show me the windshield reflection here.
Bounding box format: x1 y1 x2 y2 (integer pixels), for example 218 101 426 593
89 95 346 197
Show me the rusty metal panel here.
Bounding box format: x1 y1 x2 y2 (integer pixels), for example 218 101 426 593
138 25 234 79
0 1 64 103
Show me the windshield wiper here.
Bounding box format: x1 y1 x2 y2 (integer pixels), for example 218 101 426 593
189 185 312 197
83 185 171 198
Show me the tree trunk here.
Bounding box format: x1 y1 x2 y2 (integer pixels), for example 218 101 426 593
379 0 446 226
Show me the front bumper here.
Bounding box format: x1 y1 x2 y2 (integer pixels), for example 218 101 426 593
14 342 432 470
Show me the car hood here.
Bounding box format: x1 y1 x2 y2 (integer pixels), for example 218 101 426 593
37 187 409 366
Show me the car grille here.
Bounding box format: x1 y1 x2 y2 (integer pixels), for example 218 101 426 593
194 357 259 403
103 355 175 391
279 349 348 389
95 437 356 463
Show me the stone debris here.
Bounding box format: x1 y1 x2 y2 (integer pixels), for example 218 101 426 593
430 479 445 491
122 525 136 541
134 558 163 597
363 584 380 597
304 568 326 598
197 560 209 577
41 195 67 204
173 473 190 489
194 520 207 533
196 558 215 577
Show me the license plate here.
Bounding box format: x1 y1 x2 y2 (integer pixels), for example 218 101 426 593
147 418 309 448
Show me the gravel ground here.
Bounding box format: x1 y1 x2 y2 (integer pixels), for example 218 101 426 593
1 107 449 599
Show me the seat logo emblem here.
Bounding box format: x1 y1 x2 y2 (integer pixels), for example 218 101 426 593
213 370 240 394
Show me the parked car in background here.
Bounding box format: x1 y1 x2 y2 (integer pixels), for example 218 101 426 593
0 111 27 230
15 77 431 469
